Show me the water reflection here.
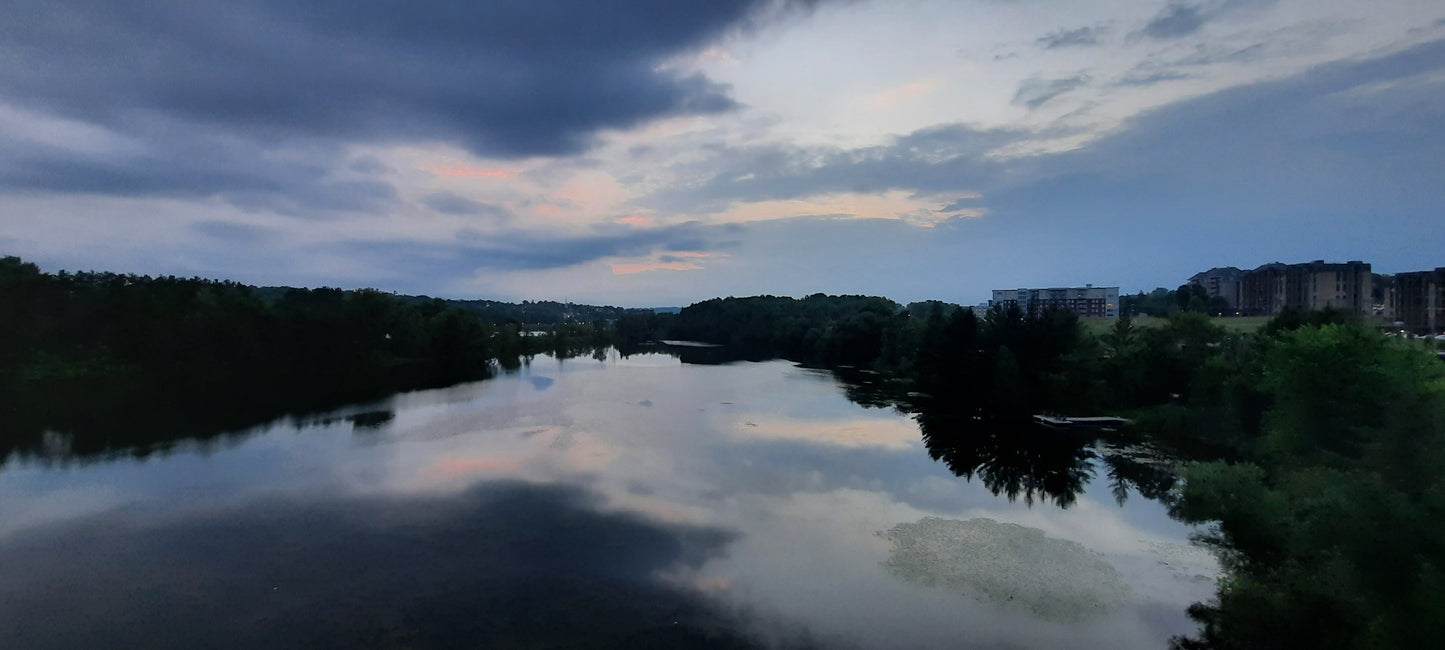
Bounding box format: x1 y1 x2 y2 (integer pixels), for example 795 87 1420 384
0 350 1216 649
0 481 758 650
915 410 1097 508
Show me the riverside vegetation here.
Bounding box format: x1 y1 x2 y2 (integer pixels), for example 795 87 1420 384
3 256 1442 649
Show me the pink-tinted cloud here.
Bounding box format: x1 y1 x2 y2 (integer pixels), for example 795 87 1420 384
424 165 522 178
610 261 703 275
617 215 652 226
670 250 727 258
866 80 937 109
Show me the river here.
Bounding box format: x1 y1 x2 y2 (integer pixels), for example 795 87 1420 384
0 350 1217 649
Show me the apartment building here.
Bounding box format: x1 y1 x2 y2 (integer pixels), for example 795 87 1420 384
1394 268 1445 333
1188 266 1244 309
990 285 1119 318
1234 260 1371 315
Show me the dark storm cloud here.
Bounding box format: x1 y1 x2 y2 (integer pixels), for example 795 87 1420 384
0 124 399 215
1136 0 1278 40
422 192 511 220
1037 26 1107 49
0 0 807 209
1012 75 1092 109
337 221 729 284
0 1 761 157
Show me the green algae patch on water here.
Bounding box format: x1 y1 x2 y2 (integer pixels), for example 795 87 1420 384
880 517 1130 622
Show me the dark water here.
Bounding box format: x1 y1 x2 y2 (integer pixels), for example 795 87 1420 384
0 352 1216 649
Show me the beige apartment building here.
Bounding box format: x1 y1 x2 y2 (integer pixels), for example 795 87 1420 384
1236 260 1371 316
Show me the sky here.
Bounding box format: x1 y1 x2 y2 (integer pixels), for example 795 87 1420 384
1 0 1442 307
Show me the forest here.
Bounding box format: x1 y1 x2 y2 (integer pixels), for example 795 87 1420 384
0 256 632 457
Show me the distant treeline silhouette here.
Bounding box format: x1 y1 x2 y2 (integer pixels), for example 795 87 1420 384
0 256 647 458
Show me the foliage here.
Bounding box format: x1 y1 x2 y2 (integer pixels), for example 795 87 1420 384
1122 287 1179 317
1170 324 1445 649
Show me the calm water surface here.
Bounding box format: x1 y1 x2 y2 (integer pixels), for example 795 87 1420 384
0 352 1217 649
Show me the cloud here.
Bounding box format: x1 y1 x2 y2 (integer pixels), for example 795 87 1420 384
865 81 938 109
1115 67 1195 87
640 123 1029 215
640 38 1445 250
330 221 732 290
192 220 274 244
1136 0 1279 40
425 165 523 179
0 123 401 215
0 1 760 158
347 155 391 175
611 261 703 275
422 192 511 219
0 0 803 210
1037 26 1107 49
1011 75 1091 109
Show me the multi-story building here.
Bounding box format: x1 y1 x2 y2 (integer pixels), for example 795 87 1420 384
1394 268 1445 333
1240 263 1288 316
990 285 1119 318
1234 260 1371 315
1188 267 1244 309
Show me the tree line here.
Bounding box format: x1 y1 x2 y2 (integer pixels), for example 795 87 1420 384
0 256 646 459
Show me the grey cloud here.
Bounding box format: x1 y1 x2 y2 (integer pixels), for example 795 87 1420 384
347 156 391 175
1114 35 1291 87
939 197 981 212
340 221 728 283
1137 0 1278 40
0 0 800 210
193 220 274 244
0 125 398 215
1115 69 1195 87
423 193 511 219
0 1 759 158
640 123 1035 214
1140 2 1205 39
639 126 1026 217
1012 75 1091 109
1177 42 1267 66
1037 26 1107 49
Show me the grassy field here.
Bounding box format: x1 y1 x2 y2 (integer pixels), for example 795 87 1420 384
1080 315 1273 337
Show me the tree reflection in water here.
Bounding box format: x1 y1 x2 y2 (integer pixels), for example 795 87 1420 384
914 408 1097 508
